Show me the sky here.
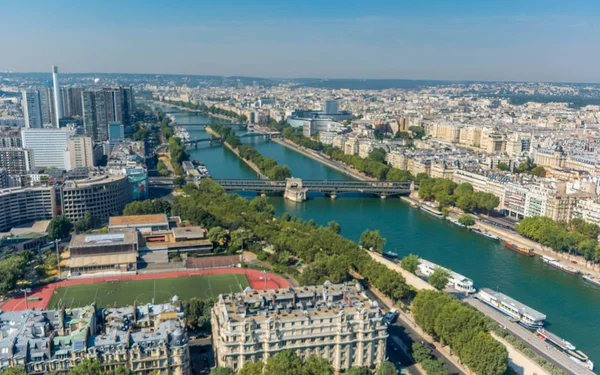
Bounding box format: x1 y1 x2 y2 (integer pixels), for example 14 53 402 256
1 0 599 82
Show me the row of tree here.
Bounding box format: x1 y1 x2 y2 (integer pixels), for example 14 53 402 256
210 123 292 180
168 137 190 176
210 350 397 375
517 216 600 262
281 126 414 181
0 359 160 375
411 342 449 375
412 291 508 375
419 179 500 212
168 180 412 302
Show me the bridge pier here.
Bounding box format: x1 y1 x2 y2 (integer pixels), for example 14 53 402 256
284 178 308 202
380 195 387 199
330 194 337 199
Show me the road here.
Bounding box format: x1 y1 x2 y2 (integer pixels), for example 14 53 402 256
465 297 595 375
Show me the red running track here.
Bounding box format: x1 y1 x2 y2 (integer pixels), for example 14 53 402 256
0 268 290 312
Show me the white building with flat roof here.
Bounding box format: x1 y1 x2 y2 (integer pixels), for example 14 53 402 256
21 127 74 170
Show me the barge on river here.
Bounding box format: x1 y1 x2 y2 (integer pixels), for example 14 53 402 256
418 259 476 294
476 288 546 329
541 256 580 275
537 328 594 370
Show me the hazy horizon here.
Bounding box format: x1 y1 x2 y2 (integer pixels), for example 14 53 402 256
2 0 599 83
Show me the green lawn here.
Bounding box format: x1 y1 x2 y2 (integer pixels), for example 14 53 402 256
48 273 250 309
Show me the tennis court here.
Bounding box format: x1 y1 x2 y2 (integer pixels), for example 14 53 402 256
48 273 250 309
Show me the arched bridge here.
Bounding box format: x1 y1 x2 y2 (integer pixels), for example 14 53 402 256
213 178 413 200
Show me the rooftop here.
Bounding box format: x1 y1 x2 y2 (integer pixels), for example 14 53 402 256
69 229 138 248
109 214 169 228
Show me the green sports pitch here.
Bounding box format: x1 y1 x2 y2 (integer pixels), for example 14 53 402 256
48 273 250 309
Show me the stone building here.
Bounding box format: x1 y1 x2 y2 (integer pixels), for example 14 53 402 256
211 282 388 372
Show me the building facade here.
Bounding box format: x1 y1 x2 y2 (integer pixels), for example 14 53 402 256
212 282 388 372
0 187 56 232
60 174 132 223
0 148 30 175
21 90 43 129
68 136 95 168
21 128 74 170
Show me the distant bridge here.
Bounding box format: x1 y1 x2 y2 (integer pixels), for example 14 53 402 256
213 178 413 200
182 132 279 146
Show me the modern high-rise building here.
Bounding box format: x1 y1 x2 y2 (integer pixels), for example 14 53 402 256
60 87 83 117
21 90 43 128
21 128 74 170
82 90 114 141
52 65 63 126
68 135 95 168
108 121 124 151
40 87 56 126
0 148 30 174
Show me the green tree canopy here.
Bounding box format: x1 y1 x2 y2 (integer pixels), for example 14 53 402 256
458 214 475 227
303 355 334 375
68 359 102 375
209 368 236 375
401 254 420 274
327 221 341 234
264 350 304 375
369 148 387 163
429 267 451 291
346 367 372 375
47 215 73 241
359 229 387 252
462 332 508 375
238 361 264 375
376 361 397 375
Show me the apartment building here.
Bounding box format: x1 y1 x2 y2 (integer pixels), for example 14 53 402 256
0 187 56 232
573 199 600 225
212 282 388 372
0 303 189 375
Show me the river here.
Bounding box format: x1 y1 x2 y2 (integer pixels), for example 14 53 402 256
163 105 600 369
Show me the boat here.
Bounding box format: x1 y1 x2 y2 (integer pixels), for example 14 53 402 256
536 328 594 370
476 288 546 329
418 259 476 294
382 251 399 260
541 256 580 275
583 274 600 287
447 217 466 228
504 241 535 257
419 205 445 219
470 227 499 241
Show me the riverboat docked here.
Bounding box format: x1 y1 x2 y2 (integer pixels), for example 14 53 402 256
470 227 499 241
476 288 546 329
537 328 594 370
419 205 445 219
504 242 535 256
418 259 476 294
541 256 580 275
583 274 600 287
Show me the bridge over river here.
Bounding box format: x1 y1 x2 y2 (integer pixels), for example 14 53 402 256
214 178 414 201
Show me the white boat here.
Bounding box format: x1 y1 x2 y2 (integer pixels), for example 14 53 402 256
541 256 580 275
447 217 466 228
476 288 546 329
583 274 600 287
418 259 476 294
419 205 445 219
536 328 594 370
470 227 499 241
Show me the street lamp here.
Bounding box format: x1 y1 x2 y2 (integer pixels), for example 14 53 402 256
21 288 32 310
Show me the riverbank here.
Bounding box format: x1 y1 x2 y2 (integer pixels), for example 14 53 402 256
272 137 376 181
206 126 267 179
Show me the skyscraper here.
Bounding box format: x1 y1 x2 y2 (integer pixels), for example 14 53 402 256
21 90 43 128
68 135 95 168
52 66 63 126
82 86 134 141
60 87 83 117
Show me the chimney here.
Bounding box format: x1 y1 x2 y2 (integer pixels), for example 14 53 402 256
52 66 63 127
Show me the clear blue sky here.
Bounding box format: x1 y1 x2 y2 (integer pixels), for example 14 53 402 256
1 0 599 82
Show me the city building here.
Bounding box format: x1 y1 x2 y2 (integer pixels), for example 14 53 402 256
0 148 30 175
21 127 74 170
126 168 149 200
212 282 388 372
0 186 56 232
68 135 95 168
60 87 84 117
109 121 125 151
69 230 138 276
52 65 63 126
21 90 43 128
0 303 189 375
82 90 114 141
60 174 132 223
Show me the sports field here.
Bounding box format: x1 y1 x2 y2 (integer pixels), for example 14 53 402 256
47 273 250 309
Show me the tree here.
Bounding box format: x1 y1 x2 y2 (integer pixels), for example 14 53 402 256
497 162 510 171
277 250 291 265
369 148 387 163
74 211 98 233
264 350 304 375
304 355 334 375
346 367 372 375
249 196 275 215
173 176 186 187
412 342 433 363
454 183 474 198
387 168 414 182
327 221 341 234
0 367 27 375
208 226 229 246
209 368 236 375
429 267 450 291
47 215 73 241
238 361 264 375
401 254 420 274
529 166 546 177
359 229 386 252
462 332 508 375
106 367 136 375
376 361 397 375
458 214 475 227
517 157 536 173
68 359 102 375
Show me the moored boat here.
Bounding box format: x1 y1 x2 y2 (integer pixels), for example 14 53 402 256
504 241 535 256
418 259 476 294
382 251 399 260
541 256 580 275
537 328 594 370
447 217 466 228
470 227 499 241
583 274 600 287
476 288 545 328
419 205 445 219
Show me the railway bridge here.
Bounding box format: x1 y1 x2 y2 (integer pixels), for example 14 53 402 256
213 178 414 201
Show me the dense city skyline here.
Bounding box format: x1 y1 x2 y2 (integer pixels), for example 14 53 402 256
2 0 600 83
